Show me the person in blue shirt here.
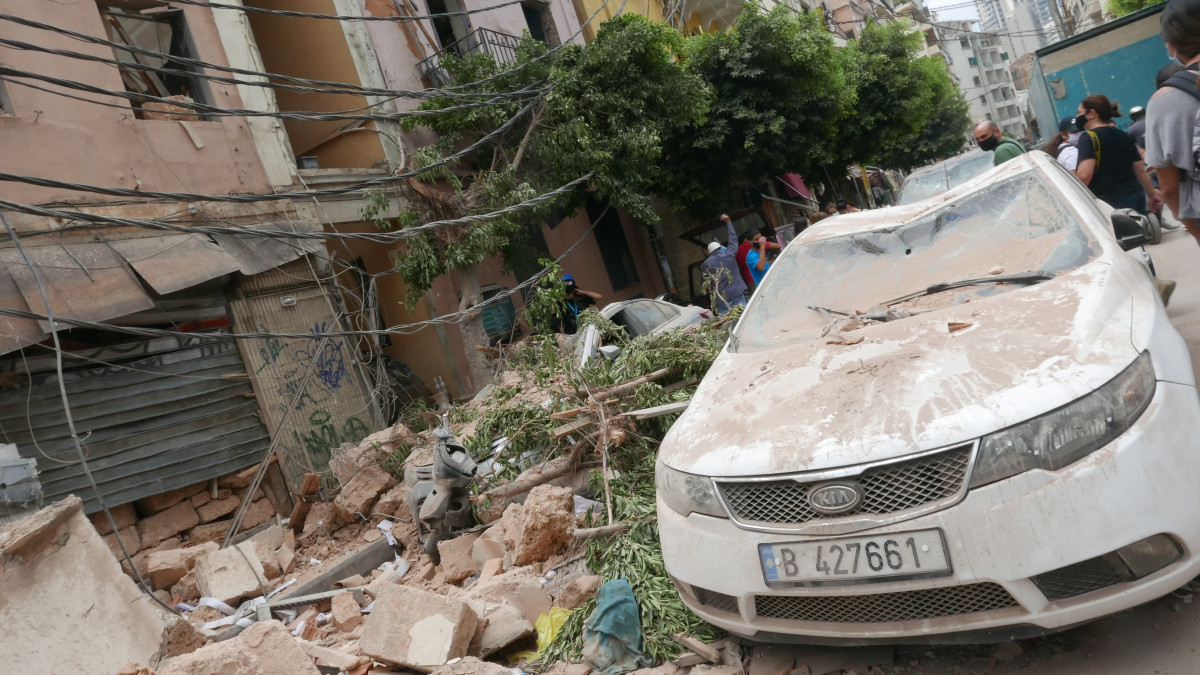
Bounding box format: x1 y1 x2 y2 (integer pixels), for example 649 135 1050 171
700 214 748 314
745 230 780 285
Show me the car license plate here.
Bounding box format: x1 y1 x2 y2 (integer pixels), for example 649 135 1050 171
759 529 951 586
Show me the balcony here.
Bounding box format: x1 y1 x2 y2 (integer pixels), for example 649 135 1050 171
417 27 521 88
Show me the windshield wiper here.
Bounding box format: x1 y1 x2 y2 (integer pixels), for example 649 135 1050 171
883 270 1054 307
808 305 855 318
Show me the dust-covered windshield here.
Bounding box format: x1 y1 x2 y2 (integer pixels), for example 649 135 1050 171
897 151 996 205
733 172 1097 352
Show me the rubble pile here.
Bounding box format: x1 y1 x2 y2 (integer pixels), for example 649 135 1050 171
10 313 749 675
89 464 285 600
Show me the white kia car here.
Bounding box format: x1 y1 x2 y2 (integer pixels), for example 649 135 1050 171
656 152 1200 644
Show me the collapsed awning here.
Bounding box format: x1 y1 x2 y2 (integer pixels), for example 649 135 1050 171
0 226 324 356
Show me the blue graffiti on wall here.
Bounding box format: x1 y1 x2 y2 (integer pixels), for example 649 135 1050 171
298 322 346 389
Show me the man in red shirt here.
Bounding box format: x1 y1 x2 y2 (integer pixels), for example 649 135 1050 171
735 236 755 288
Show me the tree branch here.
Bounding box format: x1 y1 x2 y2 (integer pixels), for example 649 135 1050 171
512 101 546 173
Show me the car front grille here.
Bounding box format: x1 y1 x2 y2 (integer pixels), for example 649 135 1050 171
1032 556 1127 601
716 446 972 526
694 586 740 615
753 582 1018 624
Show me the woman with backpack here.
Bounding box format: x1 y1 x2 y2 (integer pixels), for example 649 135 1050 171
1144 0 1200 244
1073 94 1162 214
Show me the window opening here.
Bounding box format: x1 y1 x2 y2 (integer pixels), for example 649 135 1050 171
588 199 640 291
96 1 213 120
0 75 12 115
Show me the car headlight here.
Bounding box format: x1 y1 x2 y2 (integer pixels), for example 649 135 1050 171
656 459 727 518
970 351 1155 488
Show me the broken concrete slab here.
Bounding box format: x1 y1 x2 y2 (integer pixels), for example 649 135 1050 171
88 502 137 535
431 656 522 675
438 532 482 583
0 497 169 675
333 464 393 522
297 640 369 670
172 571 199 601
477 557 504 585
466 567 552 624
193 541 269 605
672 634 721 664
503 485 574 566
359 584 478 671
158 636 262 675
253 540 282 580
147 541 219 590
471 535 505 567
138 501 200 547
239 620 321 675
279 537 394 601
375 484 410 519
332 589 363 631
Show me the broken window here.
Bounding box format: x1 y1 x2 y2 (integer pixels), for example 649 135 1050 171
95 0 213 120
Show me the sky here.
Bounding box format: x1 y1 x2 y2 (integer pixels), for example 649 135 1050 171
923 0 981 22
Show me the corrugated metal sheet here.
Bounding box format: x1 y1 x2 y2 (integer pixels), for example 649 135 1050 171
0 268 44 354
108 234 242 295
0 336 270 513
230 257 382 491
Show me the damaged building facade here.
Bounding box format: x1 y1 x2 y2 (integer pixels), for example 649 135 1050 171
0 0 671 531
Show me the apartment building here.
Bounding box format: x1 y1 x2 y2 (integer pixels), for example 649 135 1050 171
943 19 1029 140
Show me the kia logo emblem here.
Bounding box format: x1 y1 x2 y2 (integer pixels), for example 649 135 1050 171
808 481 865 516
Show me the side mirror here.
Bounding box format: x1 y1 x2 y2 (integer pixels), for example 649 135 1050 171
1111 209 1149 251
599 345 622 361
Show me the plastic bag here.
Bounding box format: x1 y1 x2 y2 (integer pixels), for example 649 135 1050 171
513 607 573 662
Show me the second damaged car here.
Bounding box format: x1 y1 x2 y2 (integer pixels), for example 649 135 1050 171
656 152 1200 643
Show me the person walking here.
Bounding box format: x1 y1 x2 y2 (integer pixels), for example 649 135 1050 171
701 214 749 314
973 121 1026 165
1145 0 1200 245
1073 94 1162 214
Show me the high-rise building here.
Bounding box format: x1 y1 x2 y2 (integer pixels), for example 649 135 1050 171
943 20 1030 141
975 0 1060 57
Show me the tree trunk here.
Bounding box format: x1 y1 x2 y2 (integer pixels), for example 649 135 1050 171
456 264 494 395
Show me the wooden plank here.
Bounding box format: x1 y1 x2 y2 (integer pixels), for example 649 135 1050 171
621 400 691 420
551 417 595 439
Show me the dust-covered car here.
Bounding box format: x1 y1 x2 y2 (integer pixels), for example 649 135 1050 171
601 298 710 338
655 152 1200 644
896 150 995 205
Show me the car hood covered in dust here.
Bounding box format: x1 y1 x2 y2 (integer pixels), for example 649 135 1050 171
658 262 1143 478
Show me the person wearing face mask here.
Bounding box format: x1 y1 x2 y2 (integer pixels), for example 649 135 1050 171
1144 0 1200 246
1074 94 1162 214
972 121 1026 166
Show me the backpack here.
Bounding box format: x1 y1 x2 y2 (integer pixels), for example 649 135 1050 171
1162 65 1200 174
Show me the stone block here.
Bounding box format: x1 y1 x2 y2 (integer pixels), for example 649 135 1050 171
359 584 478 671
333 465 393 522
239 499 276 532
190 490 212 509
238 620 321 675
276 545 295 575
477 557 504 585
192 541 268 605
137 502 200 548
185 521 230 546
437 532 481 583
123 537 181 577
431 656 522 675
253 540 281 580
172 571 199 602
134 483 206 517
196 496 239 524
88 502 137 536
503 485 574 566
467 567 551 624
103 526 142 559
158 637 261 675
479 602 533 656
375 484 410 518
555 575 603 610
471 535 505 567
331 590 362 632
146 542 219 590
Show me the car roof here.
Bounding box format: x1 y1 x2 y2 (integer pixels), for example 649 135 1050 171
798 153 1059 244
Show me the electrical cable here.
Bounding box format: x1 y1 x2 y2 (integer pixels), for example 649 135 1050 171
165 0 527 22
0 96 542 211
0 171 591 240
0 208 179 615
0 64 540 122
0 200 607 341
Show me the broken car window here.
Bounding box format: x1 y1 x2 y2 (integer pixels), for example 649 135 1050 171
897 151 995 205
733 172 1097 352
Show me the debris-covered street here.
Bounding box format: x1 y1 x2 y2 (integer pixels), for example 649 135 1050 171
2 0 1199 673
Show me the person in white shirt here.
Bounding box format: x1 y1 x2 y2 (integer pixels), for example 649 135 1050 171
1054 117 1083 171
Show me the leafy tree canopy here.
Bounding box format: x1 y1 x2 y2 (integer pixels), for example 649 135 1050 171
1107 0 1163 16
661 4 851 213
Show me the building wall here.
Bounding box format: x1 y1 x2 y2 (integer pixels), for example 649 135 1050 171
0 0 275 205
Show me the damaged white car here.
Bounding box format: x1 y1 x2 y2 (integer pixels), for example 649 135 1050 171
656 152 1200 644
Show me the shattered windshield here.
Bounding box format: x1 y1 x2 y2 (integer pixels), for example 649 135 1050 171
733 172 1097 352
897 151 995 205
